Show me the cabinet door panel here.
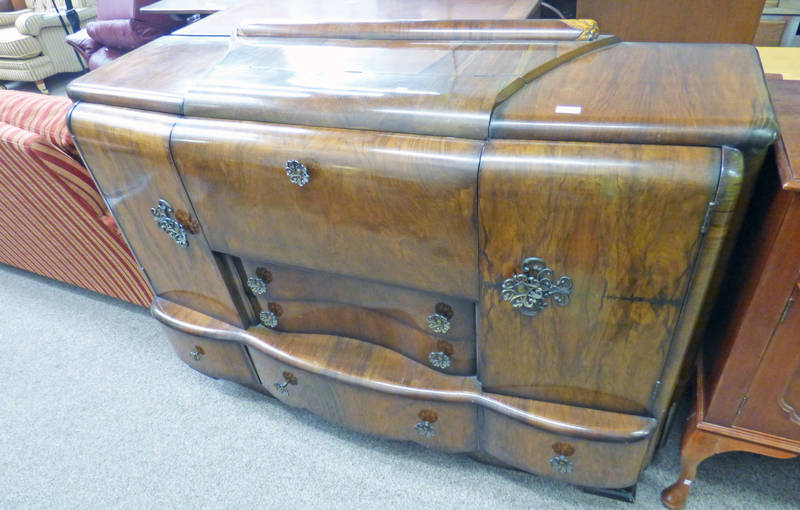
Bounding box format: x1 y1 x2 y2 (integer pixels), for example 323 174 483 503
69 104 244 326
478 141 720 414
735 284 800 441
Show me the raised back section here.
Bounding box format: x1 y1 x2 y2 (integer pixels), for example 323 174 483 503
237 19 599 41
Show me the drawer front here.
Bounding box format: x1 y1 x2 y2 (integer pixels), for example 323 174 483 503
239 259 476 374
248 349 478 452
68 104 244 326
164 327 259 386
478 141 721 414
170 119 483 299
480 409 651 489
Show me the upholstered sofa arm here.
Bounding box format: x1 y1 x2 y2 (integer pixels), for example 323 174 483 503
15 6 97 36
0 91 77 156
0 8 31 27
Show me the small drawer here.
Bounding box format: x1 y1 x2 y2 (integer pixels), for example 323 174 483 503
480 409 651 489
163 327 259 386
249 348 478 453
240 259 476 374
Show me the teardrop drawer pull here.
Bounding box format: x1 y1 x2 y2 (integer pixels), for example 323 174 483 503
502 257 572 316
189 345 205 361
151 198 188 248
414 409 438 438
428 340 454 370
549 442 576 473
274 371 298 395
285 160 310 187
426 302 453 334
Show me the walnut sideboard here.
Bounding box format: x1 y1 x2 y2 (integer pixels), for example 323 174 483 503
65 13 777 501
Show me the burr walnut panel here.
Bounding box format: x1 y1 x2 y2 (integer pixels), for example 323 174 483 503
478 141 721 415
170 119 483 299
67 104 245 326
238 259 476 374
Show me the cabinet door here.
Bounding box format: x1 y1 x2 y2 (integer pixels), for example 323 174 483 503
478 141 722 414
69 104 245 326
735 284 800 441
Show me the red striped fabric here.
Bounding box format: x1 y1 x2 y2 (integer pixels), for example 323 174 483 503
0 91 75 156
0 120 153 307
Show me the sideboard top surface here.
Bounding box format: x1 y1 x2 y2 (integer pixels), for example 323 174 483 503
67 7 777 150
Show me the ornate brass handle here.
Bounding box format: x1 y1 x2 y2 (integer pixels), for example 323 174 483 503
274 371 298 395
285 160 309 187
414 409 438 438
502 257 572 316
151 198 188 247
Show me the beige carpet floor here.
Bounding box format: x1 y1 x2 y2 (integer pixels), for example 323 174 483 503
1 262 798 510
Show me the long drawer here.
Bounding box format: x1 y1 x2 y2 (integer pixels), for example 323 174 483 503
170 119 483 300
249 348 479 452
238 258 476 374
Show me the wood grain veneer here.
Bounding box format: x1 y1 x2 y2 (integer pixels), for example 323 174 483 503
238 259 476 374
478 141 722 415
68 104 246 326
170 119 483 299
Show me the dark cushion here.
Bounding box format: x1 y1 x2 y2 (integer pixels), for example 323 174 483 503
88 46 126 70
85 19 167 51
65 29 103 62
0 0 13 12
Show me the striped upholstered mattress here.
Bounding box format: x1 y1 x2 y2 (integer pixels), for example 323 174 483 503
0 90 152 307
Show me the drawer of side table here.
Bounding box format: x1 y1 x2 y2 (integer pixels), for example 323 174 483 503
248 348 478 453
239 259 476 375
164 328 259 386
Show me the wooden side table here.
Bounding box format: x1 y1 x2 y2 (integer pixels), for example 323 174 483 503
661 77 800 509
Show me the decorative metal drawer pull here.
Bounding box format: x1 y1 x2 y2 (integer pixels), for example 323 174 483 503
151 198 188 247
248 277 268 296
274 371 298 395
285 160 309 187
549 442 575 474
247 267 273 296
502 257 572 316
414 409 438 438
259 310 278 328
189 345 205 361
426 302 453 335
259 302 282 329
428 340 454 370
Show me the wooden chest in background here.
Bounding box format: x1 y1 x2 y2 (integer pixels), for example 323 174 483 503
65 8 777 499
